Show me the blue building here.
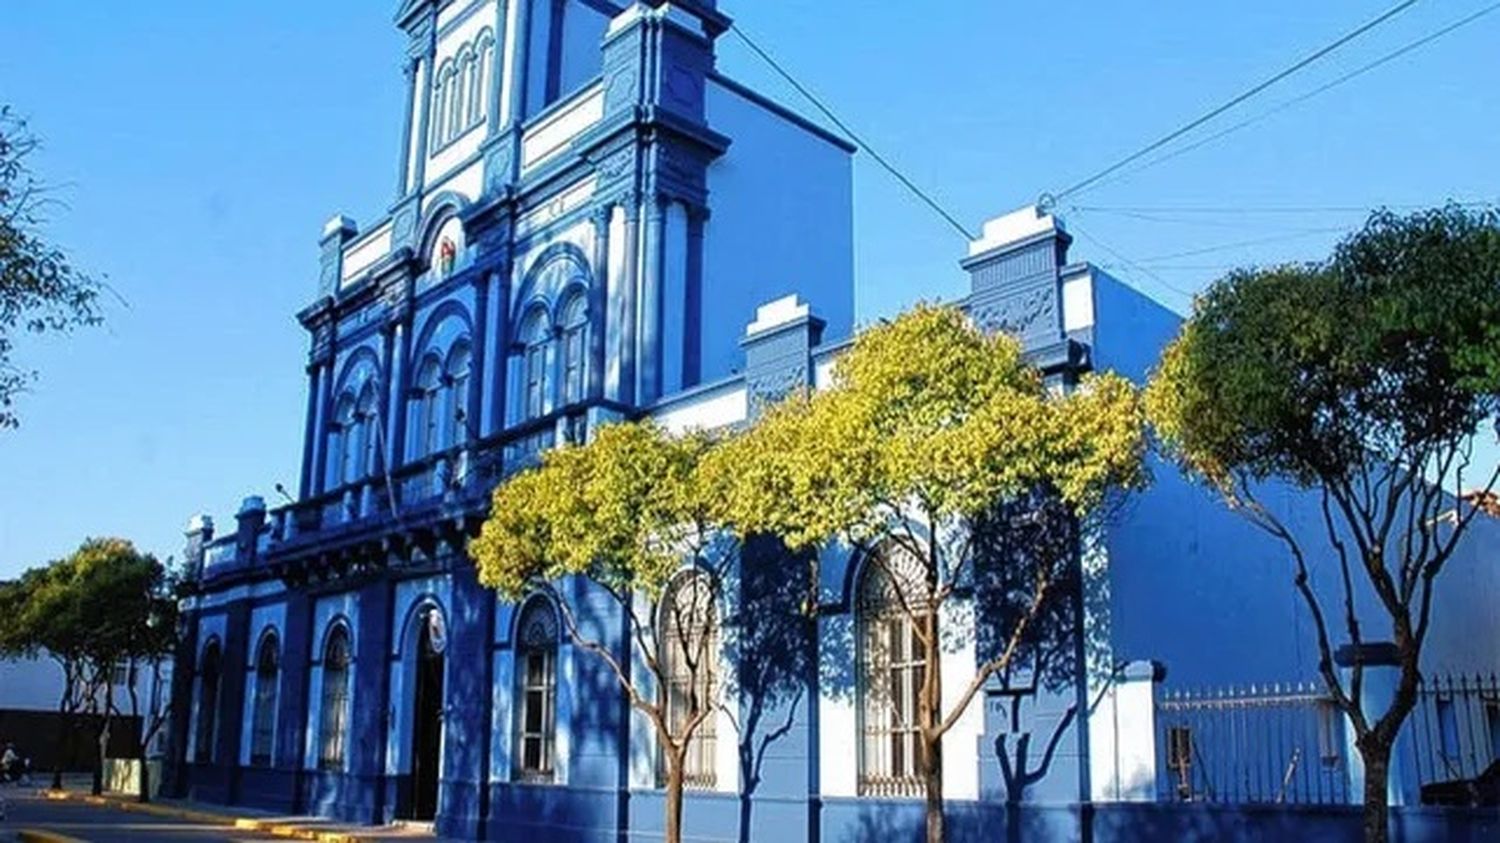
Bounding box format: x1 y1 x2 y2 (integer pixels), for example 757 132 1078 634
165 2 1500 840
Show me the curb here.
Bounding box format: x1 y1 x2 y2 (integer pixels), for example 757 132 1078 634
38 789 378 843
18 831 88 843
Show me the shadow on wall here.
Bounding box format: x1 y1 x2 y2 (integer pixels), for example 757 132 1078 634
830 801 1499 843
731 535 820 843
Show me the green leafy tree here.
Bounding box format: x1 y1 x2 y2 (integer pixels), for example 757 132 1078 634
471 423 746 843
0 107 103 429
1146 206 1500 843
0 539 175 796
708 305 1147 843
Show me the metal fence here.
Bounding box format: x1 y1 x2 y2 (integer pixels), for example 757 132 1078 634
1409 672 1500 794
1156 682 1349 805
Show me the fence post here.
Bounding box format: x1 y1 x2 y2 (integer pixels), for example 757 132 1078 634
1336 642 1417 806
1089 660 1165 802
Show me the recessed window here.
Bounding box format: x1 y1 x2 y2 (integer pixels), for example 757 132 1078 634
515 597 559 783
251 633 280 767
319 626 352 771
660 571 718 790
856 546 928 798
194 641 222 764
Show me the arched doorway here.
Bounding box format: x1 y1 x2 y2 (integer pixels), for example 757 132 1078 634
409 607 446 821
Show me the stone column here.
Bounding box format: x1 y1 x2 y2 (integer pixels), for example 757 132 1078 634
311 356 335 497
637 195 667 404
617 198 641 405
398 57 419 197
299 365 321 500
589 204 611 401
389 311 414 472
682 204 707 388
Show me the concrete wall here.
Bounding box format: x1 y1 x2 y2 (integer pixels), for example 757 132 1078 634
702 76 855 383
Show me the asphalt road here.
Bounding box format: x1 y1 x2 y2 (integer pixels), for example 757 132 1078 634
0 788 279 842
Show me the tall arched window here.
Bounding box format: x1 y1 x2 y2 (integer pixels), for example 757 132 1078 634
515 596 559 782
660 572 718 789
430 62 451 148
250 633 280 767
319 626 352 771
559 293 588 406
412 356 443 458
856 545 930 797
356 383 379 477
444 340 473 449
448 59 465 141
194 640 222 764
519 310 551 421
329 394 357 488
474 32 495 125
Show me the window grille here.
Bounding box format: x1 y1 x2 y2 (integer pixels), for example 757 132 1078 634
660 572 718 790
251 634 280 766
319 626 352 771
515 597 559 782
856 546 929 798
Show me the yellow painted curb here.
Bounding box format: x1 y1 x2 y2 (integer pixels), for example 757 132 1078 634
18 830 89 843
37 788 383 843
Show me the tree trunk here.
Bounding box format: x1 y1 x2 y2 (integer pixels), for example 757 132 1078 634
137 746 151 803
93 680 111 796
923 737 945 843
664 749 686 843
1360 740 1392 843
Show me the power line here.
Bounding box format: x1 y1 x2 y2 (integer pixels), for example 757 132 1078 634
1088 1 1500 191
1068 223 1197 307
728 22 978 241
1130 227 1345 264
1047 0 1422 205
1072 199 1497 215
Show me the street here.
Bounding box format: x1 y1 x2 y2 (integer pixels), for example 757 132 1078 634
0 788 278 843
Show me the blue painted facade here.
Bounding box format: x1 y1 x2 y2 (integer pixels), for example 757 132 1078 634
164 2 1500 840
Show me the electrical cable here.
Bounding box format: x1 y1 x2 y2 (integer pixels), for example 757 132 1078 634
1048 0 1422 205
1085 2 1500 193
728 22 978 241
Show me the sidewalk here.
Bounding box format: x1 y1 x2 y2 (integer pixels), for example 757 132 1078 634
37 784 454 842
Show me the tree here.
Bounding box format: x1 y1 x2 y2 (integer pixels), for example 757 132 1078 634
1145 206 1500 843
471 422 749 843
709 304 1147 842
0 107 103 429
0 539 175 796
0 554 98 789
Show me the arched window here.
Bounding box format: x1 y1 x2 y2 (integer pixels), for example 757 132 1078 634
412 356 443 458
515 596 559 782
519 310 551 421
559 293 588 406
444 341 473 449
356 383 380 477
319 626 352 771
448 60 465 141
856 545 930 797
660 572 718 789
250 633 280 767
328 394 356 488
474 33 495 125
194 640 222 764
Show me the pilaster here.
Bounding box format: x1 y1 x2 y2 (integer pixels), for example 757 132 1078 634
636 194 668 404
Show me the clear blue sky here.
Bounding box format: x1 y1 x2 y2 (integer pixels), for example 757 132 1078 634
1 0 1496 575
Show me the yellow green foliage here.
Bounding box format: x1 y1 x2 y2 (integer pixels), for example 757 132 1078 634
471 422 724 602
707 303 1148 550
